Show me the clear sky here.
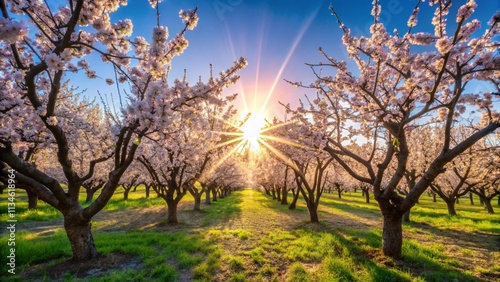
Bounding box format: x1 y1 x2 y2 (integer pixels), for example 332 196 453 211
74 0 499 121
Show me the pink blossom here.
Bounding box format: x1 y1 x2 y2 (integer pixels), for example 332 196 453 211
112 19 133 37
44 53 64 71
407 7 419 27
47 116 58 126
18 144 29 152
152 26 168 44
77 60 90 69
0 18 27 44
85 70 97 79
435 37 451 54
456 0 477 22
179 9 198 30
36 106 47 117
410 33 435 45
148 0 164 8
488 11 500 26
67 64 78 72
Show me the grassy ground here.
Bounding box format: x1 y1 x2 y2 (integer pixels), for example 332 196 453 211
1 188 499 281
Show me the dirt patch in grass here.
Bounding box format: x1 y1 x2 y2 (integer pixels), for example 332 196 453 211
20 252 143 281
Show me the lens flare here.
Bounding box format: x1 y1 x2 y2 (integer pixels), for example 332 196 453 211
241 115 265 151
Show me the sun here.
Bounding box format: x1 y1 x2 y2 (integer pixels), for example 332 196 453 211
241 115 265 151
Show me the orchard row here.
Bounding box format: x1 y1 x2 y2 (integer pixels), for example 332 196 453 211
0 0 498 263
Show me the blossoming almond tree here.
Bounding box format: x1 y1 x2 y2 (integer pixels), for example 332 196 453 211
254 151 287 201
38 91 113 204
119 161 143 201
136 85 243 223
396 125 441 221
288 0 499 258
428 125 491 215
186 95 240 210
207 153 245 198
263 117 334 222
469 134 499 213
0 0 245 261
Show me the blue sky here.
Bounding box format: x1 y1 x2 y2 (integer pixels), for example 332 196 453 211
74 0 499 120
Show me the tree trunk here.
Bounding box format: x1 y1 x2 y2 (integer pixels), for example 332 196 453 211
484 198 494 214
205 189 211 204
64 213 99 261
364 190 370 203
307 201 319 223
281 186 288 205
145 185 150 198
469 193 474 205
166 200 178 224
455 197 460 204
446 201 457 216
212 187 218 202
381 212 403 259
289 189 299 210
337 189 342 199
497 195 500 206
432 193 436 202
123 189 130 201
271 188 276 200
194 194 202 211
27 190 38 210
85 188 97 203
402 210 410 222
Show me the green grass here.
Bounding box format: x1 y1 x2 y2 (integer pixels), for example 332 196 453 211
202 195 243 226
320 191 500 233
0 186 169 222
287 262 310 282
0 230 71 269
248 247 267 265
226 255 245 271
226 229 253 240
0 187 228 280
229 272 247 282
192 247 221 282
257 226 475 282
1 188 499 281
0 189 61 222
260 190 496 281
0 230 220 281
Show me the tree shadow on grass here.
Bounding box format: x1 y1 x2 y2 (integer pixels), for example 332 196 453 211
199 192 243 228
255 200 481 282
321 200 381 216
331 228 478 282
12 231 217 282
90 191 244 232
404 220 500 255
